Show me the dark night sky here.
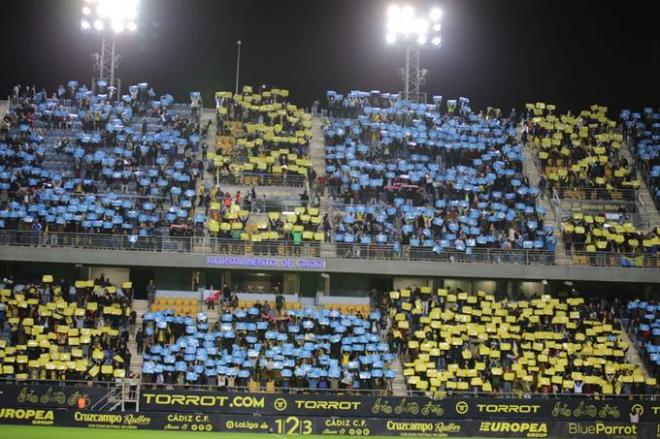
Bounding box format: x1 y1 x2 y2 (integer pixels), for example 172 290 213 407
1 0 658 114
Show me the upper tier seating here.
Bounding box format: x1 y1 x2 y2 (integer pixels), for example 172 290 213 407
526 103 639 200
324 91 554 259
1 81 207 241
560 209 659 267
213 87 312 187
621 108 660 208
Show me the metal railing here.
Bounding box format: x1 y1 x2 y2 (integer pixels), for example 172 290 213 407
0 377 119 387
217 171 308 188
0 378 656 401
553 186 639 202
335 243 555 265
0 230 323 258
334 243 660 268
1 230 658 269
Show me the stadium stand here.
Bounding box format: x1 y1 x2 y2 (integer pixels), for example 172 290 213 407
1 81 207 245
560 210 659 266
626 300 659 378
621 107 659 209
213 87 312 187
0 274 133 382
205 205 324 256
324 91 555 260
386 286 658 396
526 103 639 201
140 307 395 391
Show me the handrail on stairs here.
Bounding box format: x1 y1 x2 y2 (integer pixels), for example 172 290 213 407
90 381 124 411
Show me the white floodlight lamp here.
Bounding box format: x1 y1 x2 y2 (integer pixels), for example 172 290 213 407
430 7 443 21
386 4 441 46
386 4 443 102
82 0 139 33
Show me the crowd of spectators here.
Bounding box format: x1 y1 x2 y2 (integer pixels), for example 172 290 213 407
626 300 659 379
211 87 312 187
1 82 208 244
621 108 659 209
141 305 395 392
0 273 134 382
324 91 553 258
386 286 657 396
525 103 638 200
560 210 658 264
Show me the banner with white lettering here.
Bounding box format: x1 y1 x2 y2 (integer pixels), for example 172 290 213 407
138 391 660 423
0 408 657 439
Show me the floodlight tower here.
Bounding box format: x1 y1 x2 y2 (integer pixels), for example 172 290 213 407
386 5 442 103
81 0 139 97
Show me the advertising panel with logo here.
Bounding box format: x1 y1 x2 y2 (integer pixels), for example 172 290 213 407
0 409 658 439
138 391 660 424
0 408 63 426
0 384 107 409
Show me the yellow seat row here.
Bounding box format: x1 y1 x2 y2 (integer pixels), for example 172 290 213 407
324 304 371 316
237 299 301 310
152 298 198 316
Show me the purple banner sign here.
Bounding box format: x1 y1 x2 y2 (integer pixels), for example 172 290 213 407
207 256 326 270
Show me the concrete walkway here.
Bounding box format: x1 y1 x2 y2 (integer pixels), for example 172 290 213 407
519 128 566 258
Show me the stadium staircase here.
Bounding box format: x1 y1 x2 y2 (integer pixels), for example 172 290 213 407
520 134 566 258
620 327 650 377
621 138 660 230
201 107 216 163
388 357 409 396
309 115 326 178
310 115 329 211
90 380 140 412
309 115 337 258
201 107 312 209
128 299 149 376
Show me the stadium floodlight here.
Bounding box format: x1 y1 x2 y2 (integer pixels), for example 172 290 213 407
430 7 443 21
81 0 140 98
385 4 442 103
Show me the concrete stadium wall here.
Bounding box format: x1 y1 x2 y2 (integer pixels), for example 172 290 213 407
1 245 658 285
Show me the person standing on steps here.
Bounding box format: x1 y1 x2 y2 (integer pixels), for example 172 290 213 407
146 280 156 307
136 326 144 355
